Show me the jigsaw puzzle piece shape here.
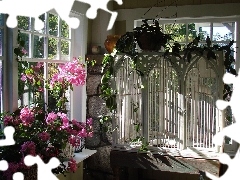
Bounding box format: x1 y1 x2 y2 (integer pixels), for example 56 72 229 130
213 123 240 146
0 126 15 146
0 0 67 30
53 0 80 29
76 0 122 30
0 160 8 171
24 155 60 180
13 172 24 180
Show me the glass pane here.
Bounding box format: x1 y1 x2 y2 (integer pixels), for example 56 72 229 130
165 23 187 42
0 61 2 113
213 22 235 41
61 20 69 38
18 16 30 31
33 35 44 58
18 62 44 107
0 29 3 56
35 13 46 34
49 14 58 36
47 62 70 115
188 22 210 42
0 14 4 26
48 37 58 59
61 40 70 59
19 32 29 57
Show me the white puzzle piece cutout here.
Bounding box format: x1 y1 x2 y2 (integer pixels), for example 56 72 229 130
206 70 240 180
24 155 60 180
0 126 15 146
0 0 123 30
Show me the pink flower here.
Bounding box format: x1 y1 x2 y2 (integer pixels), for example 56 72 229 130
57 112 69 128
20 141 36 155
20 73 27 81
67 158 77 173
21 48 27 55
38 87 44 92
78 128 87 137
88 131 94 138
46 112 58 124
68 136 77 146
20 107 34 126
3 116 13 126
3 162 19 180
62 118 69 129
86 118 93 125
38 132 50 141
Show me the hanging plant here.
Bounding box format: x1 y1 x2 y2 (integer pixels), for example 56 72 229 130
101 19 237 152
134 19 173 51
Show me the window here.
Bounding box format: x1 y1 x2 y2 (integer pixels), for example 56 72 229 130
17 11 87 121
0 14 4 113
136 18 237 53
131 17 238 153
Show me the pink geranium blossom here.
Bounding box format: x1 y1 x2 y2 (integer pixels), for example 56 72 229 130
20 141 36 156
67 158 77 173
38 132 50 141
46 112 58 124
20 107 34 126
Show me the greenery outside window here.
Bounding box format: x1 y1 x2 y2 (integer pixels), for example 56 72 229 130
17 12 72 113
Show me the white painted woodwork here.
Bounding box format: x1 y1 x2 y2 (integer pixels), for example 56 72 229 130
112 51 226 153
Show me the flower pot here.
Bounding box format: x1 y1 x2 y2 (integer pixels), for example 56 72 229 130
91 45 101 54
136 32 161 51
61 142 75 160
104 35 121 53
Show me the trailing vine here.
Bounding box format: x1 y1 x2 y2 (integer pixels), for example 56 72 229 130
14 30 29 100
100 20 236 152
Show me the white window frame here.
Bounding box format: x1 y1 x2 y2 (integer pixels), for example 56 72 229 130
15 10 88 123
0 14 4 113
134 16 240 153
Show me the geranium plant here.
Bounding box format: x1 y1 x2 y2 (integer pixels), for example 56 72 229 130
0 38 93 179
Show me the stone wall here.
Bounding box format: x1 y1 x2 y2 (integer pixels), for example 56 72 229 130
83 54 114 180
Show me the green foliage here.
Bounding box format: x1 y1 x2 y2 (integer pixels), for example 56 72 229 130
101 19 237 152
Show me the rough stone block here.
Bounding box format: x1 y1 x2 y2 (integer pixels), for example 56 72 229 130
85 132 101 148
87 75 102 95
88 96 109 118
84 146 113 174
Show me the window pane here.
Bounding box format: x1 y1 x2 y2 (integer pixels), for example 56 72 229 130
165 23 187 42
0 29 3 56
49 14 58 36
187 23 197 42
0 61 2 113
48 37 58 59
61 20 69 38
33 35 44 58
18 62 44 107
61 40 70 58
35 14 46 34
47 63 70 115
18 16 30 31
0 14 4 26
188 22 210 42
19 32 29 57
213 22 235 41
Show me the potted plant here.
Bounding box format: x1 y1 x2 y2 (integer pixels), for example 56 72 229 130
116 19 173 56
0 56 93 180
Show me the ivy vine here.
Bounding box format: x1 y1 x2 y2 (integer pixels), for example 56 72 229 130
100 30 236 152
14 30 29 99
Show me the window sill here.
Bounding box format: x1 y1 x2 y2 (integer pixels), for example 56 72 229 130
57 149 96 180
63 148 97 165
